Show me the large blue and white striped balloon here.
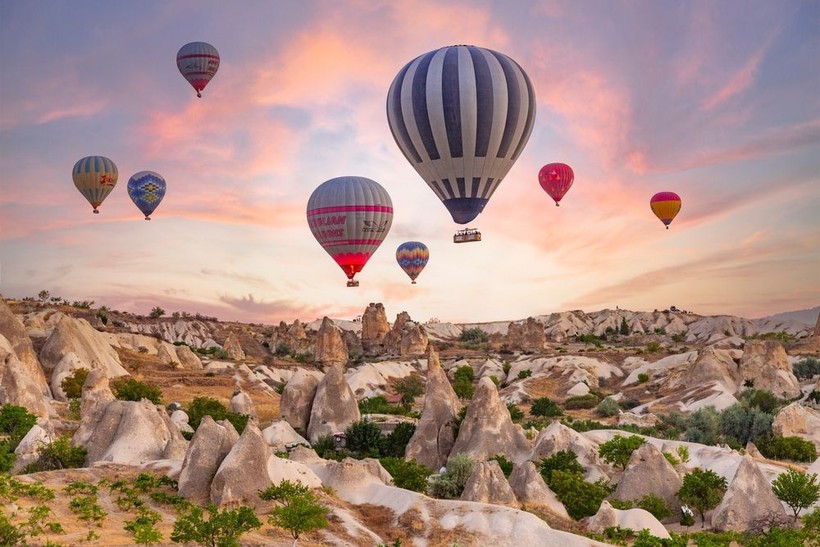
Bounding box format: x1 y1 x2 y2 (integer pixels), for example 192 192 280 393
387 45 536 225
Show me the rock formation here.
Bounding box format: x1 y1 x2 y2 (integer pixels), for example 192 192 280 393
0 298 50 396
13 424 54 473
307 364 360 442
738 340 801 399
508 461 570 519
310 457 393 492
179 417 240 503
175 344 203 369
314 317 348 366
711 455 786 531
772 402 820 450
279 368 322 434
222 331 245 361
460 460 518 507
587 500 670 539
156 343 178 366
230 389 258 424
530 421 609 481
170 410 194 434
506 317 546 353
0 337 53 419
678 346 740 392
262 420 310 452
210 423 272 507
40 316 128 378
450 377 531 464
384 312 428 355
406 345 462 470
612 442 682 521
361 303 390 355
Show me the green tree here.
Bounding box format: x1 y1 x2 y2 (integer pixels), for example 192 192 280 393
170 504 261 547
344 418 383 457
757 435 818 462
186 397 249 434
378 457 432 492
619 317 630 336
22 434 87 472
677 468 727 528
0 404 38 450
684 407 720 445
60 368 90 400
260 480 328 545
427 453 475 499
110 377 163 405
460 328 488 345
0 441 15 474
379 422 416 458
538 450 585 483
149 306 166 318
530 397 562 417
548 470 612 520
598 435 647 469
771 469 820 521
393 374 425 406
596 397 621 417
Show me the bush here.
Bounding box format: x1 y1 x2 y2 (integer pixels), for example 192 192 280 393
596 397 621 417
379 422 415 458
0 514 24 547
739 388 781 414
718 404 773 446
427 453 474 499
517 369 532 379
637 372 650 383
757 435 817 462
393 374 425 406
186 397 249 434
548 470 612 520
531 397 562 417
636 493 673 520
171 504 261 547
358 396 391 415
148 307 165 319
507 403 524 423
259 480 328 542
793 357 820 380
0 441 15 473
488 454 513 477
460 328 488 345
0 404 38 451
379 457 432 492
575 334 603 348
598 435 647 469
110 377 162 405
453 365 475 383
22 434 86 472
538 450 585 483
60 368 90 400
678 468 727 528
453 380 474 400
344 419 383 457
684 407 720 445
564 393 599 410
808 390 820 404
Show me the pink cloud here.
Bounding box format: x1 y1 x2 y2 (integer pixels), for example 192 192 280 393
702 47 766 111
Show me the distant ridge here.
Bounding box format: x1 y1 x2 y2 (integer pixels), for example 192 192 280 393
760 306 820 326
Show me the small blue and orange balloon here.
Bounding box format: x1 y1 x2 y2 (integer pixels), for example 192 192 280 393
650 191 682 229
396 241 429 284
72 156 118 214
127 171 167 220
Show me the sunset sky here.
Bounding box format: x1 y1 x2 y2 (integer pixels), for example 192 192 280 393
1 0 818 325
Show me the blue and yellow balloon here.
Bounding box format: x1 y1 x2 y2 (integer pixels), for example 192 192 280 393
396 241 429 284
127 171 167 220
72 156 118 214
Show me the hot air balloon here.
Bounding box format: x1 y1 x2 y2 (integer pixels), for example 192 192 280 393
176 42 220 98
306 176 393 287
386 45 536 241
127 171 167 220
650 191 682 229
538 163 574 206
72 156 118 214
396 241 429 284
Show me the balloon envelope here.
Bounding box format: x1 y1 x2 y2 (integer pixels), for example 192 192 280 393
396 241 429 283
650 191 682 228
72 156 118 213
176 42 219 97
127 171 167 220
306 176 393 283
538 163 574 206
387 45 536 225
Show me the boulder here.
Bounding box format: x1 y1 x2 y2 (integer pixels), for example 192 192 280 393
156 343 178 366
280 368 322 434
307 364 360 442
0 298 50 396
73 369 116 446
310 457 393 492
314 317 348 366
711 455 786 531
361 303 390 355
460 460 518 507
612 442 682 522
170 410 194 434
508 461 570 519
450 377 531 464
179 416 240 503
738 340 801 399
175 344 203 369
39 316 128 377
531 422 609 481
222 332 245 361
210 423 272 507
262 420 310 452
587 500 670 539
771 402 820 451
406 345 462 470
12 423 55 473
0 337 53 419
618 412 659 429
506 317 546 353
230 389 258 424
384 312 428 356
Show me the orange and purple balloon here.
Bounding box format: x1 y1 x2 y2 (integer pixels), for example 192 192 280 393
396 241 429 284
650 191 682 229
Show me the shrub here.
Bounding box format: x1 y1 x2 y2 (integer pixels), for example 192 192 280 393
379 457 432 492
260 480 328 542
517 369 532 379
757 435 817 462
619 318 630 336
488 454 513 477
678 468 727 528
548 470 612 520
636 493 673 521
0 404 38 450
110 377 163 405
453 365 475 383
684 407 720 445
538 450 585 483
771 469 820 521
575 334 603 348
645 342 662 353
171 504 261 547
148 307 165 318
124 508 163 545
507 403 524 423
379 422 415 458
274 342 290 356
453 380 474 400
186 397 249 434
808 390 820 404
460 327 488 344
637 372 650 383
530 397 562 417
23 434 86 472
564 393 599 410
393 374 425 406
739 388 781 414
0 441 15 473
427 453 475 499
793 357 820 380
596 397 621 417
718 404 773 446
598 435 647 469
0 514 24 547
662 451 680 465
344 419 383 457
68 494 107 525
358 396 391 414
60 368 90 400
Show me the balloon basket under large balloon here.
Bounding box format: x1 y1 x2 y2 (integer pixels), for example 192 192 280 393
196 91 202 98
555 202 560 207
411 280 417 285
93 209 99 214
144 216 151 221
453 228 482 244
346 280 360 287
